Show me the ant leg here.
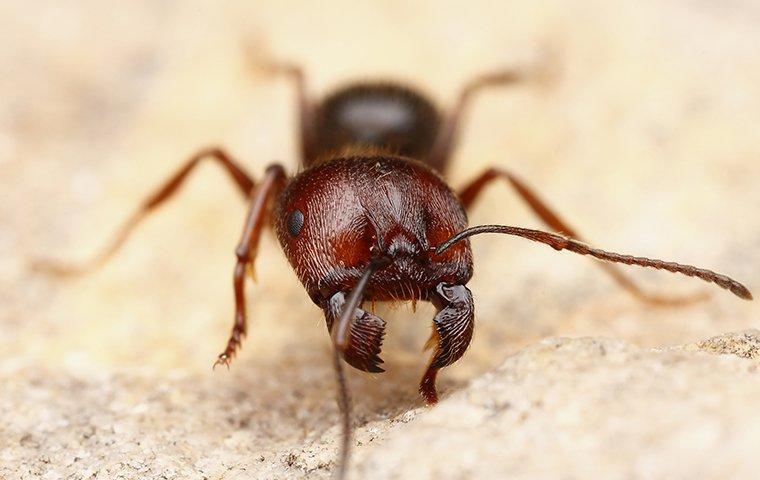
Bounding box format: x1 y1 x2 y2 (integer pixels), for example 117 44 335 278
249 58 318 163
214 164 286 369
420 283 475 405
458 167 707 306
427 69 535 171
325 291 387 373
34 147 254 276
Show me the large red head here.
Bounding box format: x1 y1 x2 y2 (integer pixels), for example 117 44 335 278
274 155 473 306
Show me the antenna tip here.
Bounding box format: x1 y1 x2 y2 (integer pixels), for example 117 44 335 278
731 282 753 301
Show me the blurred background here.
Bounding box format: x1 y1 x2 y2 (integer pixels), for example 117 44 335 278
1 0 759 478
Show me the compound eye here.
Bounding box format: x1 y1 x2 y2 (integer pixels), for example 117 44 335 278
287 209 305 237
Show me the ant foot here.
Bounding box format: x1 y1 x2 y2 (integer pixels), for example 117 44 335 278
213 353 233 370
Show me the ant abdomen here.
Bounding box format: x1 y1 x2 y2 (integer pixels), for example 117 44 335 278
313 84 442 165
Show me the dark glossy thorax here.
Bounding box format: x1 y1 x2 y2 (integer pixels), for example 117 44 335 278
311 83 441 165
274 155 472 305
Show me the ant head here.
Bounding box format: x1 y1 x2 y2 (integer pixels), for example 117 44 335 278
274 156 473 305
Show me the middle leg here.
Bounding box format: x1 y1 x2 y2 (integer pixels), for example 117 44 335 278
458 167 706 306
34 147 254 276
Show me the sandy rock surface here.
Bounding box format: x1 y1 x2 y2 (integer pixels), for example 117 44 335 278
3 331 760 480
2 1 759 479
356 331 760 480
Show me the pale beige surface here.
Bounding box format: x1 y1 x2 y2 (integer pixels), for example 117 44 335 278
1 1 759 479
3 331 760 480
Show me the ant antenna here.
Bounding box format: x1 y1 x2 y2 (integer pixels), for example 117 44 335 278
435 224 752 300
331 347 351 480
330 256 391 479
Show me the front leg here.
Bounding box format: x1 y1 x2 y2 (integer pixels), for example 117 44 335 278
325 292 387 373
420 283 475 405
214 164 287 368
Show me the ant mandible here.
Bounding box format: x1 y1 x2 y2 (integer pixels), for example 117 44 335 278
38 57 752 478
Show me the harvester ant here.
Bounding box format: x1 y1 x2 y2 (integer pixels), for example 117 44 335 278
36 59 752 479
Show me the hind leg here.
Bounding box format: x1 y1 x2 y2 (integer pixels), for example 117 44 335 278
249 58 318 163
427 68 537 171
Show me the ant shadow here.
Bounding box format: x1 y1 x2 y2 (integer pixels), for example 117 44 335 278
205 302 472 444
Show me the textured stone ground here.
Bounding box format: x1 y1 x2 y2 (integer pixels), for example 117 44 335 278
2 1 759 479
3 332 760 480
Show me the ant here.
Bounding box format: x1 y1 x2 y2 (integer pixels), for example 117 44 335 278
37 58 752 479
